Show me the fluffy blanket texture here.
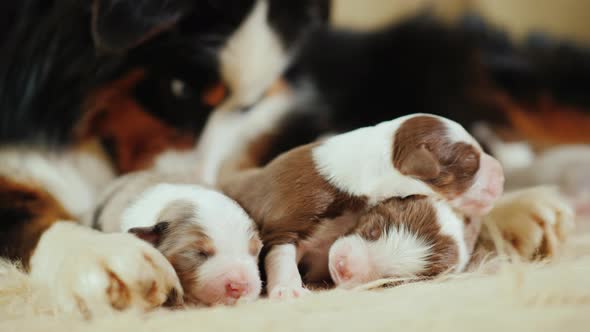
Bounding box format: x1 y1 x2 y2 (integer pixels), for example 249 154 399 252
1 218 589 332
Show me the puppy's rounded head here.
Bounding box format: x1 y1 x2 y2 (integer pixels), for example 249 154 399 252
393 115 504 216
328 196 461 289
126 184 262 306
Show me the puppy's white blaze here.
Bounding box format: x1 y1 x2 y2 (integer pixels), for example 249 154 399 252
433 201 469 272
369 226 433 277
219 0 289 108
121 184 256 256
312 114 435 204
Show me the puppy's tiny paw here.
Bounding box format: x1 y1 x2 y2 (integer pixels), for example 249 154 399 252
268 284 310 300
481 186 575 259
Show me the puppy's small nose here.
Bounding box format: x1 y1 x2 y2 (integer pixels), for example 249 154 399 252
336 260 352 281
225 282 249 299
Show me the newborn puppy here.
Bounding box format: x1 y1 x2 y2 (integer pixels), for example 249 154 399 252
220 114 503 299
91 171 263 306
327 196 478 289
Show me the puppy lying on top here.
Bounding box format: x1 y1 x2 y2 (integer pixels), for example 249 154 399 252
87 171 263 306
219 114 505 298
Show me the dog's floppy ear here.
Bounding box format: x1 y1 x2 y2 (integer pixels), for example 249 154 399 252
91 0 193 52
128 221 170 246
399 145 441 180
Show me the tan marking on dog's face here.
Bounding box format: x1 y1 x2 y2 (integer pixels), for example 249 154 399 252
222 144 368 248
0 176 74 267
152 200 216 304
78 69 196 174
353 196 459 277
393 116 480 199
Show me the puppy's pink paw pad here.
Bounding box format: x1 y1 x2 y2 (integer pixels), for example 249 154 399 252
268 285 310 300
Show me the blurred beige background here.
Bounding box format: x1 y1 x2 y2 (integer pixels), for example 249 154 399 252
333 0 590 43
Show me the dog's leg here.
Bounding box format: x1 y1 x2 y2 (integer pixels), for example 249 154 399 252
0 175 75 265
265 244 310 300
30 221 183 319
1 175 182 318
478 186 575 260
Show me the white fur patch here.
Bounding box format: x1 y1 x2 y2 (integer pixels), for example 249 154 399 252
219 0 290 109
432 201 469 272
367 227 433 277
312 114 436 205
121 184 256 253
195 90 295 185
0 148 115 218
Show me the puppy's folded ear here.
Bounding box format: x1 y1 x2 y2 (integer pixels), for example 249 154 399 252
91 0 193 52
399 145 441 180
128 221 170 246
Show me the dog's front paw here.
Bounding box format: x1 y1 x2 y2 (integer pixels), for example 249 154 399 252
30 222 182 319
480 186 575 260
268 284 310 300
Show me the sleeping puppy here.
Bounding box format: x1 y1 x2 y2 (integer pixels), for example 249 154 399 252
220 113 504 299
89 171 263 306
327 196 477 290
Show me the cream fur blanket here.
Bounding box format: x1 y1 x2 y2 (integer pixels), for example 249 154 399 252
1 221 589 332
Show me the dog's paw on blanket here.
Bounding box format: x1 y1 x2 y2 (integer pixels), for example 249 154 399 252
479 186 575 260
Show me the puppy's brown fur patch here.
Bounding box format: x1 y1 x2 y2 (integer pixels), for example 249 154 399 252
0 176 73 266
393 116 480 198
222 144 368 248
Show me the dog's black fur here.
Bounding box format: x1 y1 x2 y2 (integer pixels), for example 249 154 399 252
247 14 590 166
0 0 331 148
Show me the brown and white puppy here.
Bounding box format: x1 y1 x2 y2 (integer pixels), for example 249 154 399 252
327 196 479 289
91 171 263 306
220 113 504 299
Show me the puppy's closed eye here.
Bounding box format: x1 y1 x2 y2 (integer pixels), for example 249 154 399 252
196 248 214 259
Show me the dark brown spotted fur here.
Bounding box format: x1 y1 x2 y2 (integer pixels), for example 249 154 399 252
393 116 480 198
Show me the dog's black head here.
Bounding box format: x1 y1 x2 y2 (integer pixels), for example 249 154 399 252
91 0 195 52
0 0 331 151
92 0 330 109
